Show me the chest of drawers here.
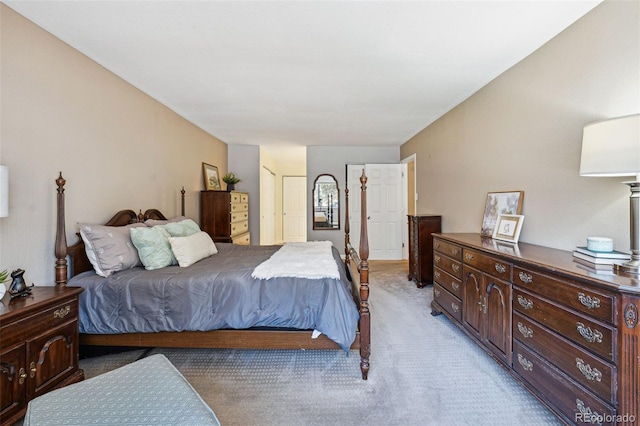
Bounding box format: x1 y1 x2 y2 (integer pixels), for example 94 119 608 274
407 215 441 288
200 190 250 245
431 233 640 425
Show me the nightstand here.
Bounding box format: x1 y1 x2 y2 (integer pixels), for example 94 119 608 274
0 286 84 425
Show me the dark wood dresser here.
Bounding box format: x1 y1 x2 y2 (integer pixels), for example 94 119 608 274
432 233 639 426
0 286 84 425
407 215 441 288
200 190 250 245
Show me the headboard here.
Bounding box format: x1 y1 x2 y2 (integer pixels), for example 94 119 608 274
55 172 184 284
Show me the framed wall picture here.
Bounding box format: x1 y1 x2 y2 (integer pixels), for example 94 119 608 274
202 163 221 191
481 190 524 236
492 214 525 243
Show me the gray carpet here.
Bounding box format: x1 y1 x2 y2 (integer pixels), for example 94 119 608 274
79 260 562 426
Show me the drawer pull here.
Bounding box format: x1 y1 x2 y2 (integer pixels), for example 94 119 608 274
517 354 533 371
19 367 26 385
434 242 441 249
576 322 603 344
465 253 474 261
518 272 533 284
434 271 441 279
517 322 533 338
434 288 441 297
451 282 460 291
494 263 506 274
576 399 602 426
517 295 533 310
30 362 36 378
576 358 602 382
451 302 459 313
451 248 460 256
451 263 460 273
578 293 601 310
434 255 441 264
54 306 71 319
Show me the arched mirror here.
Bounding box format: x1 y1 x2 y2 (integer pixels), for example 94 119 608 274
313 174 340 230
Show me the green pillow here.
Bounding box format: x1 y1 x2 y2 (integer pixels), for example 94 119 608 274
130 226 177 270
162 219 201 237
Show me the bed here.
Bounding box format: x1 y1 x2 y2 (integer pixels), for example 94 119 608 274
54 172 371 379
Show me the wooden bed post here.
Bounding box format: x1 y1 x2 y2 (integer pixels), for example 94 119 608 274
359 171 370 380
344 186 351 267
181 186 186 216
55 172 68 286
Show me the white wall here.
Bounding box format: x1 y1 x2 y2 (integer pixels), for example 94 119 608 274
401 0 639 253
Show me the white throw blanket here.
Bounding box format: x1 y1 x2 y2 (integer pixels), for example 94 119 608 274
251 241 340 280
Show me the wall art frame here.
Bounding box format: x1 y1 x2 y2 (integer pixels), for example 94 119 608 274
202 162 221 191
492 214 525 243
481 190 524 236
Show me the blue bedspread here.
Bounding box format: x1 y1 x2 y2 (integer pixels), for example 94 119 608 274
69 243 359 351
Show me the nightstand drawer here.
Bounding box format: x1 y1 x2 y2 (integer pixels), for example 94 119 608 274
433 267 462 298
433 239 462 260
433 284 462 322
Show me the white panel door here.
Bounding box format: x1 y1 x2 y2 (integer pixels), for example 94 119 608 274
347 163 403 260
283 176 307 242
260 167 275 245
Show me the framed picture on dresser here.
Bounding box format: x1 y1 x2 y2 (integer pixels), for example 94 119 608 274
202 163 221 191
481 190 524 236
492 214 524 243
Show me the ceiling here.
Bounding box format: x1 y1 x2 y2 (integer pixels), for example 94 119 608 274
5 1 601 160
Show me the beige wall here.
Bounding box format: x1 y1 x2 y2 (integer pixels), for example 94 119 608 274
401 0 639 252
0 5 228 285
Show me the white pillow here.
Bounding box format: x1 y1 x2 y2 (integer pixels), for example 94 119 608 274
168 231 217 267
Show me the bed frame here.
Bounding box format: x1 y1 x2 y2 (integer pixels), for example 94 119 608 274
54 172 371 380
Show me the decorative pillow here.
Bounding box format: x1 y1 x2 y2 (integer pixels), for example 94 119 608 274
162 219 201 237
168 231 217 267
144 216 187 227
130 226 177 270
79 223 146 277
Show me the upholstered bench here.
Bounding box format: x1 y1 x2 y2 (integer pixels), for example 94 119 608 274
24 354 221 425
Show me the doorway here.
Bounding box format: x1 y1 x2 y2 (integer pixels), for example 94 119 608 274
282 176 307 242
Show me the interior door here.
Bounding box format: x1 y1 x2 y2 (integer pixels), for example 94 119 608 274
260 167 275 245
282 176 306 242
347 163 403 260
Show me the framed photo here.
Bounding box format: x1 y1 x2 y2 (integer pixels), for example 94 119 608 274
481 190 524 236
202 163 221 191
492 214 525 243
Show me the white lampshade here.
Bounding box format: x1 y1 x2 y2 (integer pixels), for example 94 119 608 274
0 166 8 218
580 114 640 178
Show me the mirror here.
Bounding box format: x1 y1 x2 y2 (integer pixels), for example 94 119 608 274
313 174 340 230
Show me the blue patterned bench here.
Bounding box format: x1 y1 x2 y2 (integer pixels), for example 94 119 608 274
24 354 220 425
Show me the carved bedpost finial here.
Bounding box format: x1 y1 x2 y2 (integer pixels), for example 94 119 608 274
55 172 68 286
137 210 144 223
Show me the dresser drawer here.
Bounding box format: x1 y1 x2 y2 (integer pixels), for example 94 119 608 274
513 266 615 324
513 341 616 426
433 267 462 298
230 202 248 213
230 220 249 237
230 192 248 203
433 253 462 279
462 249 511 281
232 232 250 245
433 239 462 260
433 284 462 322
513 312 616 403
513 288 616 361
231 211 249 223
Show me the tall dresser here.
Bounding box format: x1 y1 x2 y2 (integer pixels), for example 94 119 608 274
407 215 441 288
200 191 250 245
432 233 640 425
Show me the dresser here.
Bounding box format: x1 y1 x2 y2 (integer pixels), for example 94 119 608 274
200 190 250 245
0 286 84 425
432 233 639 425
407 215 441 288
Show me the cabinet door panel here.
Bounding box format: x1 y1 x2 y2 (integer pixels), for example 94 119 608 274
0 345 26 422
27 321 78 399
463 265 483 340
485 278 512 365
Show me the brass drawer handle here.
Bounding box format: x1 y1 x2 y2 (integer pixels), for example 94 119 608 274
576 399 602 426
19 367 26 385
465 253 474 261
451 264 460 273
434 242 441 249
576 358 602 382
517 322 533 338
54 306 71 319
451 282 460 291
451 303 459 313
578 293 601 310
451 248 460 256
517 354 533 371
434 255 441 264
517 295 533 310
518 272 533 284
30 362 36 378
495 263 506 274
576 322 603 344
434 288 441 297
434 270 441 279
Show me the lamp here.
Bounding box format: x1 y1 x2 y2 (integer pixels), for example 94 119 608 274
580 113 640 274
0 165 8 218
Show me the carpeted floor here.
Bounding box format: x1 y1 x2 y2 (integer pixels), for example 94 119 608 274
79 260 562 426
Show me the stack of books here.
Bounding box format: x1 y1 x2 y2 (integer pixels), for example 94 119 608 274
572 246 631 273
